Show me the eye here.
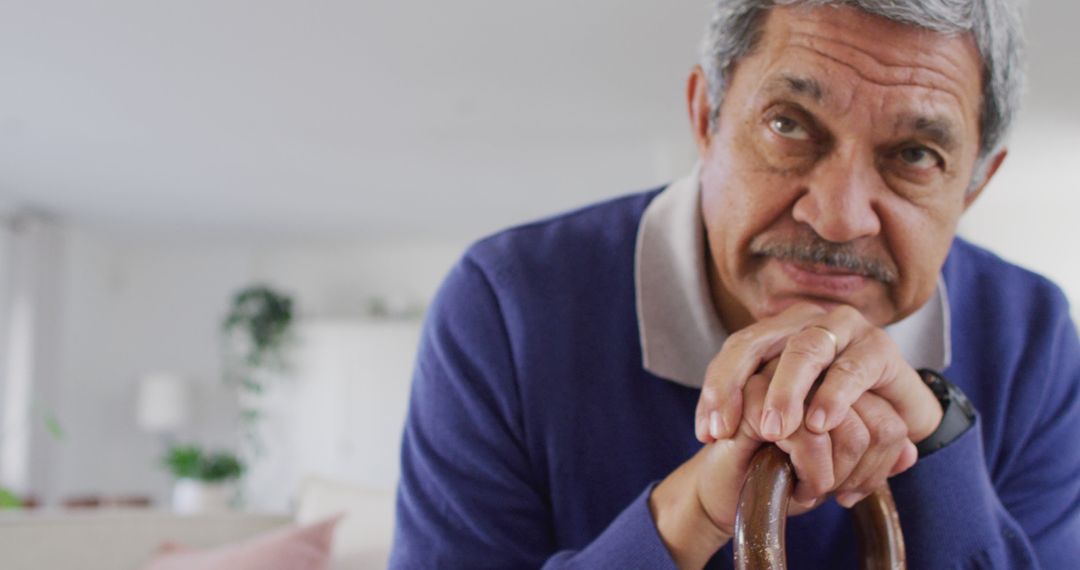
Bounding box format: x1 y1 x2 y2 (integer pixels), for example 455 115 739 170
769 116 810 141
897 146 942 170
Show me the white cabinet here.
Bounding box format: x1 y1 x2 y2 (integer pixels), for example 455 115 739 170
242 319 421 512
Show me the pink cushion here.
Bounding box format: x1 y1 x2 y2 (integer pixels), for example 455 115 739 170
143 515 341 570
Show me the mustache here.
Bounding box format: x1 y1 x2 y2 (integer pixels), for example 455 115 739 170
749 233 898 284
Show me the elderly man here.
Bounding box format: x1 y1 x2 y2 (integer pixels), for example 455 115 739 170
391 1 1080 568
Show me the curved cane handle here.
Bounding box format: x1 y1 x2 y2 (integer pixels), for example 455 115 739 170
733 444 906 570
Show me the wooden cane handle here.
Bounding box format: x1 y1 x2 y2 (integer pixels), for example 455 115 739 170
733 444 906 570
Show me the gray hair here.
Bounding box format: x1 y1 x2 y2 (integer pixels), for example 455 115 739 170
700 0 1026 186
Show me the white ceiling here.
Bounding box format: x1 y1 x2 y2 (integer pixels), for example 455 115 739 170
0 1 1076 240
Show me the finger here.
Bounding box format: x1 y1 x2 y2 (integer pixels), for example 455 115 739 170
762 324 851 441
776 427 834 504
788 495 825 516
828 408 870 488
739 373 771 440
804 330 891 434
760 357 781 377
890 440 918 476
696 373 741 444
694 303 826 442
835 393 908 506
763 305 874 440
809 337 941 442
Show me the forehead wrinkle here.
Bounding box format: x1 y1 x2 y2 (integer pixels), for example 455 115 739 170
782 11 979 93
780 44 970 125
788 34 965 97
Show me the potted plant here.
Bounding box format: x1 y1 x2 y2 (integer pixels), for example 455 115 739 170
163 444 245 513
221 285 294 458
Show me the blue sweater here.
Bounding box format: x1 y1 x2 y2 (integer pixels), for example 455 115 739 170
390 190 1080 569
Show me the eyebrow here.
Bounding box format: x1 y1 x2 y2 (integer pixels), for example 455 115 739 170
763 73 827 103
903 115 960 153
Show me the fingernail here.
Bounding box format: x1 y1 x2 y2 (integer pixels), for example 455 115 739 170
808 409 827 432
709 411 722 439
761 410 782 439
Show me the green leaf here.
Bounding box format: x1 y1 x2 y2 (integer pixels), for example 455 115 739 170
161 445 245 482
162 444 203 479
0 487 23 509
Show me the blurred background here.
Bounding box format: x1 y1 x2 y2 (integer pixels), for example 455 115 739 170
0 0 1076 563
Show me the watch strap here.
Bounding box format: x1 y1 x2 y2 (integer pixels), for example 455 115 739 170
915 369 976 458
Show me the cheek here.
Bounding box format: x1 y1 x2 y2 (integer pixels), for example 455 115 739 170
701 132 798 236
884 203 963 304
700 160 778 258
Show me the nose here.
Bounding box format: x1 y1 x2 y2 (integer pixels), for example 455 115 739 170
791 149 883 243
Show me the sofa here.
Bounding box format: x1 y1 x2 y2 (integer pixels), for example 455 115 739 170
0 477 395 570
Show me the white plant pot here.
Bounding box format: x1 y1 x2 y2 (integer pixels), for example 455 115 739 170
172 478 235 514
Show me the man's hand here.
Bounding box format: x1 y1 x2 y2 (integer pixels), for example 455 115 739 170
694 303 943 446
650 360 920 568
741 361 918 508
651 302 939 568
649 421 762 569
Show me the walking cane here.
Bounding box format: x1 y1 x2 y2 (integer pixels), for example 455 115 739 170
733 444 906 570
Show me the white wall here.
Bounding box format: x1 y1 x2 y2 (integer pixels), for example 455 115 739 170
958 115 1080 322
44 226 466 506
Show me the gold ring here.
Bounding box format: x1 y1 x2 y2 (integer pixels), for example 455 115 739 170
809 325 839 356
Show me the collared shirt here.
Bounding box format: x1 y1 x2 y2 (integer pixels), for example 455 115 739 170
634 167 951 388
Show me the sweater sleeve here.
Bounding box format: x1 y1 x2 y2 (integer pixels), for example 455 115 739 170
389 254 678 569
889 310 1080 569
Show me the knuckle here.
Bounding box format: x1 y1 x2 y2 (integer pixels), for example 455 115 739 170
786 333 830 361
830 357 866 380
726 327 760 352
875 418 908 444
836 424 870 460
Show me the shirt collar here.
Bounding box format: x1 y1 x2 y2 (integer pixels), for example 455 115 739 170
634 166 952 389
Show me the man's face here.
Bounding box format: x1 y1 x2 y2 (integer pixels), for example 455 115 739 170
694 5 993 330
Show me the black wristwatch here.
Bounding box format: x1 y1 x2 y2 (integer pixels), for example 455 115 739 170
915 369 976 458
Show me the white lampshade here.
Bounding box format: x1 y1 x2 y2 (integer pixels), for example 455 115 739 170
136 371 191 433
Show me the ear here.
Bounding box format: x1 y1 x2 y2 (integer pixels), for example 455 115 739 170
963 149 1008 211
687 65 713 159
